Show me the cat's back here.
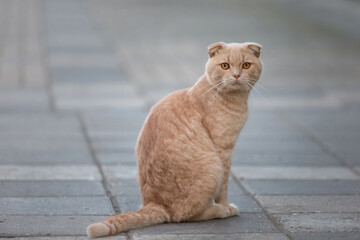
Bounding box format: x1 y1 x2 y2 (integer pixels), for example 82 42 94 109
136 87 209 159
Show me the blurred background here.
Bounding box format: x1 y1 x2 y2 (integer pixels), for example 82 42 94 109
0 0 360 238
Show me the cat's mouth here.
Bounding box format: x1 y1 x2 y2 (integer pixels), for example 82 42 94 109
230 79 245 86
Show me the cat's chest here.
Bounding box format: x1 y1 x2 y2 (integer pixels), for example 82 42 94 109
205 109 248 153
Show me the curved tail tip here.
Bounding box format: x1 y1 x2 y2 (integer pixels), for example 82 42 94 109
87 222 110 238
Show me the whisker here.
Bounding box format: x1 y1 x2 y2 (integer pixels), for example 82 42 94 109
200 81 225 97
246 81 266 100
211 81 229 101
246 78 271 96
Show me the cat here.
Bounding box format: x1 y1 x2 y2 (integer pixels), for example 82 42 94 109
87 42 262 237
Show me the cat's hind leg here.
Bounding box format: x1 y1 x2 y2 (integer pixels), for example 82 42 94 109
189 203 237 222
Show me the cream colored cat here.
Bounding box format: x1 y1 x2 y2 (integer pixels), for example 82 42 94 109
87 42 262 237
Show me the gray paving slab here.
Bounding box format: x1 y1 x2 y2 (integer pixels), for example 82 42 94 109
242 180 360 195
55 95 145 110
234 140 325 155
116 195 142 214
92 140 136 152
54 82 139 100
49 52 118 69
0 181 106 197
0 197 114 215
103 165 138 180
256 195 360 213
0 139 88 153
51 67 124 83
273 213 360 232
341 154 360 167
231 152 341 166
96 152 137 165
232 166 359 180
129 213 278 235
0 152 93 165
290 232 360 240
233 144 324 155
109 179 141 197
111 180 142 212
0 165 101 181
0 88 50 111
0 215 109 237
0 114 80 128
0 237 127 240
88 130 139 141
130 233 289 240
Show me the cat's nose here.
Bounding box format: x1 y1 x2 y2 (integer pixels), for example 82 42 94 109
233 74 240 79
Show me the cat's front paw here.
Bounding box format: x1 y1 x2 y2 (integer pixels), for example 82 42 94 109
229 203 239 216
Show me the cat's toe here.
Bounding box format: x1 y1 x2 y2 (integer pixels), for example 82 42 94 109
229 203 239 216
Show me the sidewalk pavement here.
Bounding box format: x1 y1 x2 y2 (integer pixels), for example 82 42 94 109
0 0 360 239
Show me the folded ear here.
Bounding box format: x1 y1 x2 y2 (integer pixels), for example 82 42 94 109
208 42 226 58
246 42 262 58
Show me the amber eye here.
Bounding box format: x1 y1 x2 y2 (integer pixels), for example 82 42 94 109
220 63 230 70
242 62 251 69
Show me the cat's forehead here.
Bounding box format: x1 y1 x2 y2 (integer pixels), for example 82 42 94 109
219 44 251 62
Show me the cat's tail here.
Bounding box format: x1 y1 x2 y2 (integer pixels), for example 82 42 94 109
86 203 170 238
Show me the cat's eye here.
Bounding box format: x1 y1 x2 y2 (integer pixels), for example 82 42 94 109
242 62 251 69
220 63 230 70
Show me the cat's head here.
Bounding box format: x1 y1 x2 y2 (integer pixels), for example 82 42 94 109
205 42 262 93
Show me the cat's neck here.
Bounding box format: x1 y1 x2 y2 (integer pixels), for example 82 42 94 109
189 74 249 114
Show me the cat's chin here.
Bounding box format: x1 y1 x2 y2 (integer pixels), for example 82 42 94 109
227 81 247 91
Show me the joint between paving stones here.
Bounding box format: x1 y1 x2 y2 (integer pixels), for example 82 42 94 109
275 110 360 178
78 113 122 215
230 172 294 240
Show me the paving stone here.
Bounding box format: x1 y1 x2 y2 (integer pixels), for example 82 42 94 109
88 130 139 141
232 166 359 180
256 195 360 213
0 88 50 111
0 215 109 237
0 237 127 240
231 152 341 166
0 151 93 164
130 233 289 240
116 194 142 213
54 83 139 99
111 179 142 212
290 232 360 240
49 52 118 68
0 131 83 140
0 197 114 215
0 139 88 153
273 213 360 232
129 213 278 235
51 67 124 83
0 181 106 197
0 165 101 181
55 96 145 110
234 140 325 155
96 152 137 165
109 179 141 197
92 140 136 152
48 43 106 53
242 180 360 195
103 165 138 180
47 34 103 49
